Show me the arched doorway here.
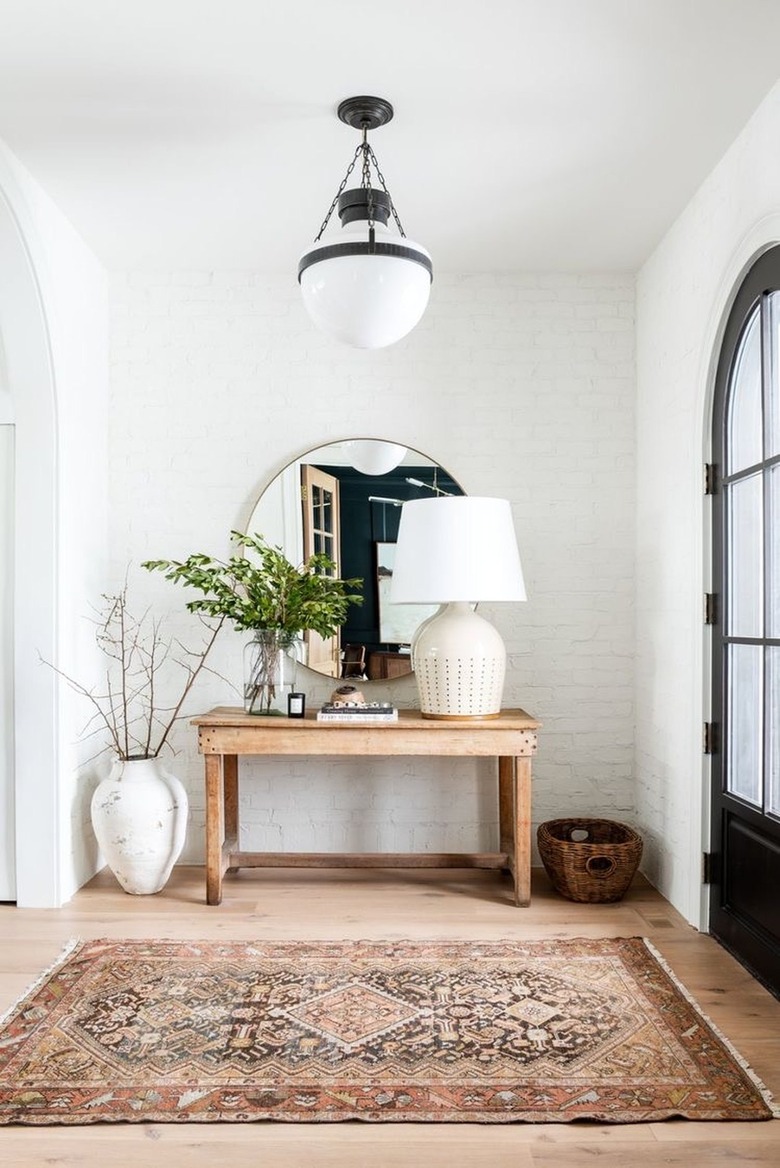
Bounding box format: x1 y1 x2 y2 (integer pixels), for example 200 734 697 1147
710 245 780 995
0 174 59 906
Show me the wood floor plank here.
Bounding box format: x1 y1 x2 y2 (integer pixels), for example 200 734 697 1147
0 866 778 1167
530 1140 780 1167
649 1118 780 1142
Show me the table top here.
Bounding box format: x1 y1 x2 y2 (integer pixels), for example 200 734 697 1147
192 707 540 758
192 706 541 731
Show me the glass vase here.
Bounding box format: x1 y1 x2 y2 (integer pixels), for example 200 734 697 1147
243 631 297 716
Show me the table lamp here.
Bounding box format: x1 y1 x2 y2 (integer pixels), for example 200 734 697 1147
390 497 526 718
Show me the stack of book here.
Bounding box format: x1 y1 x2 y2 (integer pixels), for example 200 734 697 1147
316 702 399 723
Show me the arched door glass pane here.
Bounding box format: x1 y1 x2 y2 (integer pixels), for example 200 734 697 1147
727 306 761 474
769 293 780 458
726 472 763 637
770 647 780 816
771 463 780 636
726 642 762 805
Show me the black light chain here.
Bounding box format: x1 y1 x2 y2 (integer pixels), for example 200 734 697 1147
366 143 407 238
314 142 362 242
361 129 375 234
313 132 408 242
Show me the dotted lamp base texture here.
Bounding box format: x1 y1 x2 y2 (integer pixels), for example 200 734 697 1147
411 602 508 718
415 654 505 717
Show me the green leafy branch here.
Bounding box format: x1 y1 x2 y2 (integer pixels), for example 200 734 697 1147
142 531 363 639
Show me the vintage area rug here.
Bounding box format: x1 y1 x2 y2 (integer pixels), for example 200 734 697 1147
0 937 775 1125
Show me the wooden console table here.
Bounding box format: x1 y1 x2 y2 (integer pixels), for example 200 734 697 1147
191 707 540 907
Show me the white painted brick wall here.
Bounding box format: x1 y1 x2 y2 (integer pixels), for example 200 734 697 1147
109 271 635 865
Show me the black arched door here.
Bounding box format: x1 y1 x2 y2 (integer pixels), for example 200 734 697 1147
710 246 780 995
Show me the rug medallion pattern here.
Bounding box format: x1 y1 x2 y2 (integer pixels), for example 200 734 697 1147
0 937 773 1124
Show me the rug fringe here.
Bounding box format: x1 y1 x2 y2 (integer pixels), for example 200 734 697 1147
642 937 779 1119
0 938 82 1028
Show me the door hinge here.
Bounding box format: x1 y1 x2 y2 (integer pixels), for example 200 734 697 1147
704 463 718 495
704 593 717 625
300 484 308 502
702 851 721 885
703 722 719 754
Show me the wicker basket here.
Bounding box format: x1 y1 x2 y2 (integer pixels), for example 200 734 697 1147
537 818 643 903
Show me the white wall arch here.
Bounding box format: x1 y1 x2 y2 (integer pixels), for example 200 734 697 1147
697 218 780 455
0 152 60 906
0 141 109 907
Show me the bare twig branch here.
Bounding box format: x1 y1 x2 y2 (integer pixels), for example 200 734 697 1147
153 616 225 757
40 584 225 761
40 656 123 757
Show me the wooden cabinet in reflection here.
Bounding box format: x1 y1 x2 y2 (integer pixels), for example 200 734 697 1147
367 651 413 680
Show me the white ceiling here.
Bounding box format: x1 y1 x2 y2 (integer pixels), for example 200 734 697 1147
1 0 779 273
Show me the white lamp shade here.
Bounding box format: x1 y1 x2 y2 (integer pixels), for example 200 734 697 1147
346 440 408 476
391 497 526 604
299 225 432 350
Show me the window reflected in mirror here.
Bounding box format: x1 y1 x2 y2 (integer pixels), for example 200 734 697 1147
246 440 465 680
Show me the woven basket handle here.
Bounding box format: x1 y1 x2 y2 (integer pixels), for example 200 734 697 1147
585 855 617 879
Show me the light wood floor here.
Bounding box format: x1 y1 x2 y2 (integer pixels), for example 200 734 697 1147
0 865 778 1167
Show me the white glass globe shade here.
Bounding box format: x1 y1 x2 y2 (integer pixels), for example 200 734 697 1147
346 440 408 475
300 225 432 349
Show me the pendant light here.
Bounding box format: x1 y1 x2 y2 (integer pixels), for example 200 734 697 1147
298 96 433 350
346 439 407 475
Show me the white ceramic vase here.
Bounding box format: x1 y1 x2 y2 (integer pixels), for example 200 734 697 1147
91 757 188 895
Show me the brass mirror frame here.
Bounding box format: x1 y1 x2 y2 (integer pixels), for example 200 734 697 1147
245 439 464 683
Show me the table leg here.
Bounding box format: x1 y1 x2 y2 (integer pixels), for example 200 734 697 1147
498 755 514 857
512 755 532 906
205 754 224 905
224 754 239 873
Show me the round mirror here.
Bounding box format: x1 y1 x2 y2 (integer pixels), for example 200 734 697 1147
246 439 465 681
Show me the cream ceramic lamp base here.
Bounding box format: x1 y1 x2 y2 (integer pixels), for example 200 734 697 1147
413 602 506 718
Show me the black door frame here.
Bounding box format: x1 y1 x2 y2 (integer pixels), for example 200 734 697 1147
710 245 780 995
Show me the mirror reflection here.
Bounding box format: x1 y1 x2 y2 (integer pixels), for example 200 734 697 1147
246 440 465 680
